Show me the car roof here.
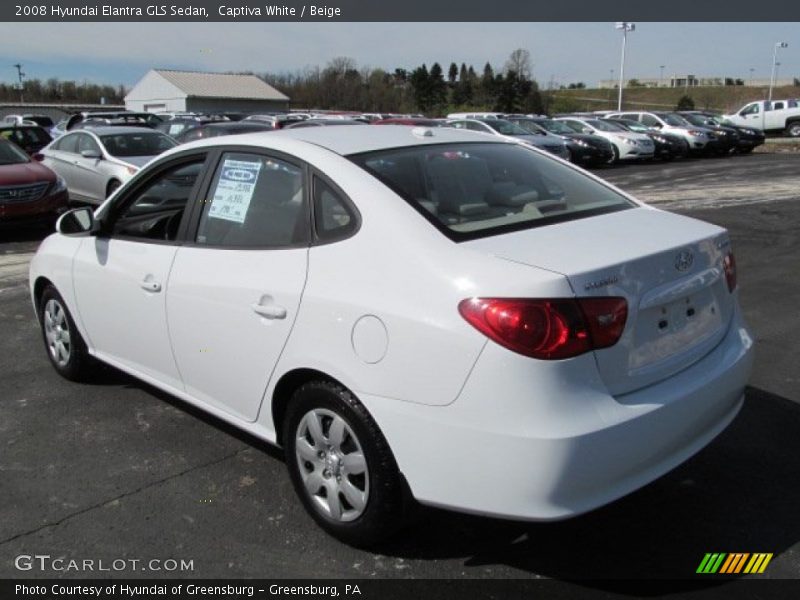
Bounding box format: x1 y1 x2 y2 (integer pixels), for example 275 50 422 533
166 124 508 157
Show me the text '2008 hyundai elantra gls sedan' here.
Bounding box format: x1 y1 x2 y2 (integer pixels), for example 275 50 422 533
29 125 754 545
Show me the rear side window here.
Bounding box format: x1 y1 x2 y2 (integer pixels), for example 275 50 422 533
349 142 634 241
196 152 307 248
313 177 358 242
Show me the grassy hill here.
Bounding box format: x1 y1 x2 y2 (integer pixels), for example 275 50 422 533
548 85 800 114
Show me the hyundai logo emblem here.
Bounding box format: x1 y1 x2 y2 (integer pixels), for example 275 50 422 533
675 250 694 272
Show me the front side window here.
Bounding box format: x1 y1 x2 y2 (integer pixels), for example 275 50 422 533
740 104 759 116
196 152 307 248
110 159 204 241
54 133 79 153
77 134 101 155
350 142 634 241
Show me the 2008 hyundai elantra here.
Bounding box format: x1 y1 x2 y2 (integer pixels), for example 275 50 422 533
29 125 754 545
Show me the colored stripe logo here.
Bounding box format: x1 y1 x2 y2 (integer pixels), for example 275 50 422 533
696 553 773 574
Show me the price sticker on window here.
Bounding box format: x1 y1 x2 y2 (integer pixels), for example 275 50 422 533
208 159 262 224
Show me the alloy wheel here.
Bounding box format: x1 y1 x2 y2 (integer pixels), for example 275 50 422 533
294 408 369 522
44 298 71 367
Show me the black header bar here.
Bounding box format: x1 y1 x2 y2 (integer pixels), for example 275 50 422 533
3 0 800 21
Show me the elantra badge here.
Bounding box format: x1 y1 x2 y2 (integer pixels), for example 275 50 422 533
675 250 694 272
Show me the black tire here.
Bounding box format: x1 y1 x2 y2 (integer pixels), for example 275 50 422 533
283 380 406 546
38 285 95 381
739 146 755 154
106 179 121 198
785 121 800 138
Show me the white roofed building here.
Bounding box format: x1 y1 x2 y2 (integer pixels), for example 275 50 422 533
125 69 290 114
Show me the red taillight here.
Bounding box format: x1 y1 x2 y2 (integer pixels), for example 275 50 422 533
723 252 737 292
458 297 627 360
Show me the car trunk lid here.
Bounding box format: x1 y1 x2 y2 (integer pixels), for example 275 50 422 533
464 207 735 396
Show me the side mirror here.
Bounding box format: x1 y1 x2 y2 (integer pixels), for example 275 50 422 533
32 153 45 162
582 127 593 134
56 207 99 236
80 149 102 159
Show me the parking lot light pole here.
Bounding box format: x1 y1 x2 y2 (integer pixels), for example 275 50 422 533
660 65 665 87
13 63 25 103
615 22 635 111
769 42 788 102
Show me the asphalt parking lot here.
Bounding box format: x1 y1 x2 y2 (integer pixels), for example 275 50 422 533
1 152 799 582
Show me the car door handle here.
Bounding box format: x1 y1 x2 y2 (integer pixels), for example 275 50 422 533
251 302 287 319
140 279 162 293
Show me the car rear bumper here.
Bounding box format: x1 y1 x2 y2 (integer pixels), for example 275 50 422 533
361 302 754 521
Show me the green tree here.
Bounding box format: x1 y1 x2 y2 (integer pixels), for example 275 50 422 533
410 63 432 112
676 95 696 110
452 63 473 106
447 62 458 84
429 63 448 113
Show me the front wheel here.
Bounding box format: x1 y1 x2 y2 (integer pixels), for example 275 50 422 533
39 285 95 381
284 380 406 546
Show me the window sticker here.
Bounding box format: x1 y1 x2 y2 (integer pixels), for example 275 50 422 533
208 159 262 224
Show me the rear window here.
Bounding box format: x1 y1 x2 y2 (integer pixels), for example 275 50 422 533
349 142 634 241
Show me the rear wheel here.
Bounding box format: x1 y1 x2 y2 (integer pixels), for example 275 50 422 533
284 380 406 546
785 122 800 137
39 285 95 381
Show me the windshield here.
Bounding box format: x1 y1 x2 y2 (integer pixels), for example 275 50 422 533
618 120 648 132
538 119 575 135
659 113 690 127
587 119 625 132
349 142 634 241
484 120 532 136
99 132 178 157
508 120 547 135
0 139 30 165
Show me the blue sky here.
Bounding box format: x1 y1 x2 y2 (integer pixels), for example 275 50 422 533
0 22 797 89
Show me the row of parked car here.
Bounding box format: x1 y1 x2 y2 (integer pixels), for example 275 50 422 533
0 106 769 230
443 110 766 166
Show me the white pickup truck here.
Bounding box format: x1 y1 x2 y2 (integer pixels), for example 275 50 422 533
723 99 800 136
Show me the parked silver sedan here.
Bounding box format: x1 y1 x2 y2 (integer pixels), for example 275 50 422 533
39 127 177 204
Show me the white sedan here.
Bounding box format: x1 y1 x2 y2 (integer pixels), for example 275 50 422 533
30 125 753 545
39 126 178 204
555 116 655 162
